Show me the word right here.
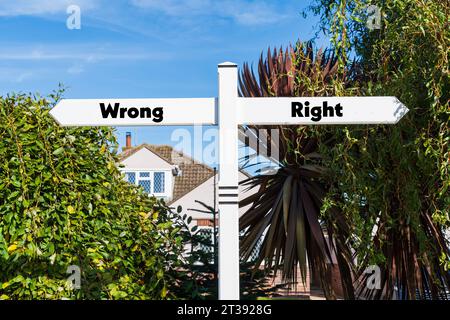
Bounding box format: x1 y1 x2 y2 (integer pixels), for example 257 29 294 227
291 101 343 122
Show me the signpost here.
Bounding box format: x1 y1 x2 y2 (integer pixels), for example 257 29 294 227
239 96 408 125
50 98 216 126
50 62 409 300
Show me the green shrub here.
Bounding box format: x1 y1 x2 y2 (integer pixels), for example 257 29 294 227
308 0 449 298
0 91 184 299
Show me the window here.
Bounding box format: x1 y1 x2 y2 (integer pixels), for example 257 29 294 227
154 172 165 193
240 229 264 262
124 172 136 184
137 171 151 193
138 180 151 193
123 170 168 197
195 226 215 255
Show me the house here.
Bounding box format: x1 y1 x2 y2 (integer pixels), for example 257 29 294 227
118 132 255 227
118 132 313 298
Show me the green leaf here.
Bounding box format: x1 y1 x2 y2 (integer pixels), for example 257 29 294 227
52 147 64 155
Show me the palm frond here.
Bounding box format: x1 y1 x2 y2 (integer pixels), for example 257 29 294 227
238 40 357 299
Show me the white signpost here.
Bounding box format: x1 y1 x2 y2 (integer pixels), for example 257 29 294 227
50 98 216 126
50 62 409 300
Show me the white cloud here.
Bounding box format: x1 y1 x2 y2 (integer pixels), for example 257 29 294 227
0 44 174 61
130 0 288 25
0 67 36 82
0 43 175 79
67 64 84 75
131 0 208 16
0 0 98 17
0 43 176 84
222 2 286 25
15 71 33 82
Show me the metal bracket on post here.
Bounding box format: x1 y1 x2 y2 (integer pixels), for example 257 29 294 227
217 62 240 300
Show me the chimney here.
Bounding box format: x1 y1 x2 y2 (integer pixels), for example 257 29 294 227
123 132 132 151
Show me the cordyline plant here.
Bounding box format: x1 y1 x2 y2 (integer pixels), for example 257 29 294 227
238 41 360 299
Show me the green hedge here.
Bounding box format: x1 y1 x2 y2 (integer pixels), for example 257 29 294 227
0 91 183 299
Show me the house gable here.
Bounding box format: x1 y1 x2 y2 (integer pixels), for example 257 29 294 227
120 147 173 170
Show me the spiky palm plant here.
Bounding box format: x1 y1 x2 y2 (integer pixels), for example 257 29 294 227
238 41 359 299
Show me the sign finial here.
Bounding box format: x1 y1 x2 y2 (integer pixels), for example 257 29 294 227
218 61 237 68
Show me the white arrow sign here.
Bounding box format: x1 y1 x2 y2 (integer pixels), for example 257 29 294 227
50 96 409 126
238 96 408 125
49 62 409 301
50 98 217 126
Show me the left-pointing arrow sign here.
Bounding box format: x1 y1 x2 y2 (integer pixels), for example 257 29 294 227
49 98 217 126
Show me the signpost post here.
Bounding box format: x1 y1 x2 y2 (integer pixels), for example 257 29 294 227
50 62 409 300
217 63 240 300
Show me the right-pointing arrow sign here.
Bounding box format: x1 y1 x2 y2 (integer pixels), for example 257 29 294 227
238 96 409 125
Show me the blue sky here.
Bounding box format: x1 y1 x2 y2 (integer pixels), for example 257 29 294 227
0 0 328 167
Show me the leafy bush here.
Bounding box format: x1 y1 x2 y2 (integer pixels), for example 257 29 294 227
0 91 184 299
308 0 449 299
